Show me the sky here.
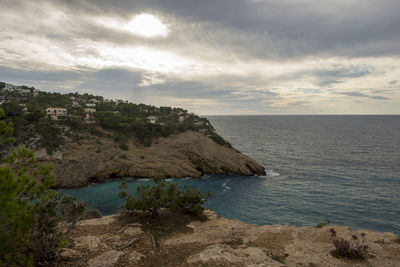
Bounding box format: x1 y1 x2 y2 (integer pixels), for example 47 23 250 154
0 0 399 115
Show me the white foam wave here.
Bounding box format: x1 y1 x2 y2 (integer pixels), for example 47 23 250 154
267 171 280 177
165 178 173 182
221 181 231 191
137 178 150 182
259 170 280 178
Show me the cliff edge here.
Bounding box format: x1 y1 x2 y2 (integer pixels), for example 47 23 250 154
36 131 266 188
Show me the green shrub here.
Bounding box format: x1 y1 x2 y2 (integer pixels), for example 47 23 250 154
316 218 331 228
0 109 14 144
30 199 64 264
57 195 87 233
0 146 56 266
119 143 129 150
36 120 65 154
209 133 231 147
83 208 103 219
119 175 211 217
0 110 89 266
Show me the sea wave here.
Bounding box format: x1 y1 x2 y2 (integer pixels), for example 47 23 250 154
259 170 280 178
221 181 231 191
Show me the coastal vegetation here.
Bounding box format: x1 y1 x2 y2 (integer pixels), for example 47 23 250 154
0 82 230 155
1 104 212 266
329 228 369 261
119 175 211 217
0 108 100 266
315 218 331 228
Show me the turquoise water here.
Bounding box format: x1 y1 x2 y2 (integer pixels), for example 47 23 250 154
62 115 400 235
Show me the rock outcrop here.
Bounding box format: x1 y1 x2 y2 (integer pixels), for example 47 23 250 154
36 131 266 188
58 211 400 267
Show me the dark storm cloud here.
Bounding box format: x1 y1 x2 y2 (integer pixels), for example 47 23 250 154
313 66 371 87
141 79 276 102
1 0 399 114
46 0 400 59
369 95 390 100
0 66 80 82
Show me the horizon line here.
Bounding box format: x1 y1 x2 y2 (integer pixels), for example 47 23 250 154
202 114 400 116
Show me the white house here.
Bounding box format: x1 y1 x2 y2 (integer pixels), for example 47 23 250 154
178 116 187 123
32 89 40 97
3 84 18 91
89 98 100 104
19 104 28 113
3 84 30 94
147 116 158 124
46 108 67 120
85 103 96 107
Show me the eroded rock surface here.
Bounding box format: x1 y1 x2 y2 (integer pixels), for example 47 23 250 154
37 131 266 188
187 244 285 266
87 250 123 267
59 211 400 267
73 236 103 250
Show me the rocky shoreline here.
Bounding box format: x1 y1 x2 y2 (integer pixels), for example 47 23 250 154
35 131 266 188
58 211 400 267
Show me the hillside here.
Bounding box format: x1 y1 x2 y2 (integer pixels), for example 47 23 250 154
0 82 265 187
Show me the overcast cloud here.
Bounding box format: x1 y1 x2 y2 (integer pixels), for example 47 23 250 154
0 0 399 114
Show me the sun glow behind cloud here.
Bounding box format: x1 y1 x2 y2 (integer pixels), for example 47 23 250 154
97 13 168 38
126 14 168 38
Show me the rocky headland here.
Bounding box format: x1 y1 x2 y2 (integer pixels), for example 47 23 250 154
58 210 400 267
35 131 266 188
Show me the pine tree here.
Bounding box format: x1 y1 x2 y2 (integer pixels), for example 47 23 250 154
0 108 56 266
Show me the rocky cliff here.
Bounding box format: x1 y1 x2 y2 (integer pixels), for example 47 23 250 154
58 211 400 267
35 131 265 188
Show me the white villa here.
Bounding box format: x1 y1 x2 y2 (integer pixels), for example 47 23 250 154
178 116 187 123
147 116 158 124
46 108 67 120
3 84 31 94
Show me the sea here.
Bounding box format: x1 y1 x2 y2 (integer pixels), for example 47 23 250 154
61 115 400 235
